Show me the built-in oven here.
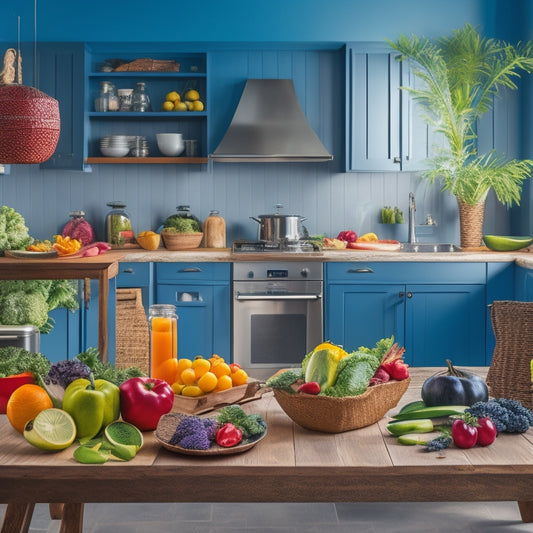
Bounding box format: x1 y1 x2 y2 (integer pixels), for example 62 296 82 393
232 261 323 370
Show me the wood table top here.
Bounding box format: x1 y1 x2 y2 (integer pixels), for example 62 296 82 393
1 368 532 509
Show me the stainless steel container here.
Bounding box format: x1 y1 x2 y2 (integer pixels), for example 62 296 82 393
250 205 307 242
0 325 40 352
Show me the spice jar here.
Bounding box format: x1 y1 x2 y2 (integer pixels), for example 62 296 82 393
95 81 119 112
149 304 178 382
62 210 95 246
105 201 134 246
204 210 226 248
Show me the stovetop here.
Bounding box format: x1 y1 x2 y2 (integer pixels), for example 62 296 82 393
232 240 321 253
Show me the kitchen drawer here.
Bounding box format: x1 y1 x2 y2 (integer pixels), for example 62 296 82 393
325 262 486 284
117 262 152 287
156 262 230 282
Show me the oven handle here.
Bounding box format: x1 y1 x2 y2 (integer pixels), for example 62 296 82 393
235 293 322 301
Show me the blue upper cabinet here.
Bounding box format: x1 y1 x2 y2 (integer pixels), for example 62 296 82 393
345 43 443 172
37 43 85 170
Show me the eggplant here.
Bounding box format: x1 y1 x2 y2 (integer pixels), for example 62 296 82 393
421 359 489 407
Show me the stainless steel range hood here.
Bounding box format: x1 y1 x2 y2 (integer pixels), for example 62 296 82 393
209 79 333 163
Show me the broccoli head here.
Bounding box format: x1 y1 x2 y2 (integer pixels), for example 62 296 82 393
0 290 50 331
163 215 202 233
0 206 33 251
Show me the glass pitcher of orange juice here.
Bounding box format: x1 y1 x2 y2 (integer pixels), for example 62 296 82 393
149 304 178 382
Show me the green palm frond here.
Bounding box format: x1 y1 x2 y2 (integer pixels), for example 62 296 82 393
386 24 533 207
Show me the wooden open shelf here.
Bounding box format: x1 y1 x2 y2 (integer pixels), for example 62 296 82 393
85 157 208 164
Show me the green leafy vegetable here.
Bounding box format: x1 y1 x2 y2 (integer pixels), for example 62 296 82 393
381 206 405 224
216 405 266 439
0 346 51 379
0 205 33 251
163 216 201 233
265 369 303 392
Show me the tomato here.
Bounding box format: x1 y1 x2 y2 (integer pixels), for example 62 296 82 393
476 417 497 446
228 363 241 373
451 417 478 449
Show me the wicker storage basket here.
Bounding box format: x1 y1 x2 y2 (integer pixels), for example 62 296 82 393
162 231 203 250
115 288 149 375
0 85 60 164
486 300 533 409
273 378 410 433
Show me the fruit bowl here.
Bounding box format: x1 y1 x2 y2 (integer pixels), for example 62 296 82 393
161 230 203 250
483 235 533 252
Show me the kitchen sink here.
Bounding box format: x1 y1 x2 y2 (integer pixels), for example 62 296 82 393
400 243 462 253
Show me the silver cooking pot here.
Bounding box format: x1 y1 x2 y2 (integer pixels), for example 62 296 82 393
250 208 307 242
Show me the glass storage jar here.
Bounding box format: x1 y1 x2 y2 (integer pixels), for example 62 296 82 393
62 210 95 246
163 205 202 232
149 304 178 381
132 82 152 112
204 210 226 248
105 201 134 246
95 81 119 112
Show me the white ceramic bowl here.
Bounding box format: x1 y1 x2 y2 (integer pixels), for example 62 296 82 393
156 133 184 156
100 145 130 157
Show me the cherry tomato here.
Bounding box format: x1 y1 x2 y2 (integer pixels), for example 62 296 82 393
451 418 478 449
476 417 498 446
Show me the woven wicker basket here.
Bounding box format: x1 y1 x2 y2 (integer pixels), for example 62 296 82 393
115 288 149 375
486 300 533 409
458 198 486 249
273 378 411 433
162 231 203 250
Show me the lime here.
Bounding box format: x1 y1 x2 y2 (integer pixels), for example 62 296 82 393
105 421 143 449
23 408 76 451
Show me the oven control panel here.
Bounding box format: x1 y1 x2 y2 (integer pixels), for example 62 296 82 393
234 262 323 281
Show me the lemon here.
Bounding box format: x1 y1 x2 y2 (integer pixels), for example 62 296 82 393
191 100 204 111
174 101 188 111
197 371 218 393
181 385 204 397
23 408 76 451
165 91 180 103
162 101 175 111
185 101 195 111
184 89 200 101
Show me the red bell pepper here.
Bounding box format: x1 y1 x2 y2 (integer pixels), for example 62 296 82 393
297 381 321 395
216 423 243 447
119 377 174 431
337 230 358 243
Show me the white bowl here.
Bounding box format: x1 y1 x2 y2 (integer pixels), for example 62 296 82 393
156 133 184 156
100 145 130 157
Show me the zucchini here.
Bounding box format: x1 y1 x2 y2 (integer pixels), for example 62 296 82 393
392 405 468 421
398 400 426 414
386 418 434 436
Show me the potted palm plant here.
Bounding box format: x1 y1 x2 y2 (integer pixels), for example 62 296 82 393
388 24 533 248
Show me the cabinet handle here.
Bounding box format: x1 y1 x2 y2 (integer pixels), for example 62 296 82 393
399 291 413 298
122 268 134 274
393 156 401 164
407 291 413 298
178 267 202 273
347 268 374 274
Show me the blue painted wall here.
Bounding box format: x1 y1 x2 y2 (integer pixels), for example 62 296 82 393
0 0 530 244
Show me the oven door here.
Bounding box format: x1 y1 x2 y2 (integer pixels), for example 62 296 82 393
233 281 323 369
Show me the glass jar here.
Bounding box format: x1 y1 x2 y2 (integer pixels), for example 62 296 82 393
117 88 133 111
163 205 202 232
204 210 226 248
62 210 95 246
95 81 119 112
132 82 152 112
105 201 134 246
149 304 178 381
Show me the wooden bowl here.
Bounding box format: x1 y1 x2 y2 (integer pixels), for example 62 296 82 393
162 231 203 250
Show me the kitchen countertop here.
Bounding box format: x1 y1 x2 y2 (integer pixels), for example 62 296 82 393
118 247 533 267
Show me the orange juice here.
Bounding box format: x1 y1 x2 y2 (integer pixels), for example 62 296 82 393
149 304 178 380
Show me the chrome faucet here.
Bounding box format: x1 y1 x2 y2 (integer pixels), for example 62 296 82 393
408 192 417 243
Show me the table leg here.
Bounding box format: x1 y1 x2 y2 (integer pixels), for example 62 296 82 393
1 503 34 533
49 503 63 520
518 501 533 522
98 272 108 362
58 503 84 533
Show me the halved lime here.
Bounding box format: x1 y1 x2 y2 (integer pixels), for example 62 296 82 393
23 408 77 451
105 421 144 449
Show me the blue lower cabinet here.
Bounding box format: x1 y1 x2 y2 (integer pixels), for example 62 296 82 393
39 307 81 362
155 263 231 362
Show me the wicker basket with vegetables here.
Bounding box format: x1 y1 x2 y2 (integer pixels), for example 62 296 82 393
267 338 410 433
161 206 203 250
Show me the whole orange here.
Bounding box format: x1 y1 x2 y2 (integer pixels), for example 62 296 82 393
6 384 53 433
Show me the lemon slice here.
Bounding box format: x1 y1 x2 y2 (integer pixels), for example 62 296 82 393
24 408 77 451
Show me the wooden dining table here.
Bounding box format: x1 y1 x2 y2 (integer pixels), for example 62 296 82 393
0 250 126 361
1 368 532 533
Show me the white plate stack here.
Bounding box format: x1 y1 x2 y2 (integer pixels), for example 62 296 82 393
100 135 132 157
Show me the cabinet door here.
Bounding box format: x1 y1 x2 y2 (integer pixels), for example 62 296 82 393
346 44 400 171
37 43 85 170
404 284 486 366
326 283 405 352
39 308 81 362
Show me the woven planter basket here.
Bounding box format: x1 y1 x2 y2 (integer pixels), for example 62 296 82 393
162 231 203 250
486 301 533 409
273 378 411 433
458 198 485 249
115 288 149 375
0 85 60 164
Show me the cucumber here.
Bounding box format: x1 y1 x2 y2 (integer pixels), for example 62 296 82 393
483 235 533 252
386 419 434 436
392 405 468 421
398 400 426 414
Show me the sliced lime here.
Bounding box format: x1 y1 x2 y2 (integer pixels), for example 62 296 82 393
23 408 77 451
105 421 143 448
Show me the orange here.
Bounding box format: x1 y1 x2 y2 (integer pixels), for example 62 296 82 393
197 371 218 393
154 358 179 385
181 368 197 386
211 361 231 378
192 358 211 379
6 384 53 433
213 374 233 392
231 369 248 386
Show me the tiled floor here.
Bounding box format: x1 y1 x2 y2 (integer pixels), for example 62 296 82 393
2 501 533 533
